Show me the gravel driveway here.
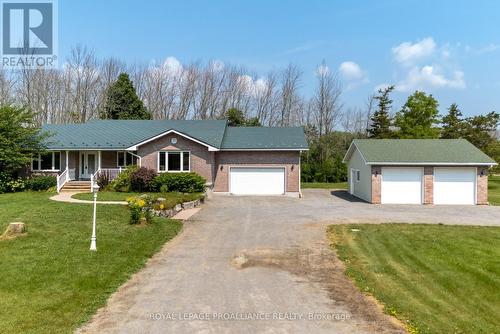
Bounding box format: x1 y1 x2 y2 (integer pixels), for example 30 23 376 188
78 189 500 334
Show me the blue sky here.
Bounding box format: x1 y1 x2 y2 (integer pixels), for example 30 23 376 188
60 0 500 116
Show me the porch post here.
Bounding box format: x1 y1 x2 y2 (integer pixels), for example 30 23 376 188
98 151 101 170
65 151 69 181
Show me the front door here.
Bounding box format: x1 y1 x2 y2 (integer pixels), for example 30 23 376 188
80 152 97 179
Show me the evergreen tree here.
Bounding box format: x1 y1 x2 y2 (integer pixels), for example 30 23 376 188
224 108 262 127
368 85 394 138
225 108 245 126
102 73 151 120
395 91 440 138
441 103 464 138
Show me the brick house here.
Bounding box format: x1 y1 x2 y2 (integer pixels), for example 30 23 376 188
343 139 497 205
34 120 308 196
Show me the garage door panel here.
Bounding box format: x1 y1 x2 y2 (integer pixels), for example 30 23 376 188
230 168 285 195
434 168 475 205
381 168 423 204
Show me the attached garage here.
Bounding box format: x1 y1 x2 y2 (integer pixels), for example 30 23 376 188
381 167 423 204
343 139 497 205
229 167 285 195
434 167 476 205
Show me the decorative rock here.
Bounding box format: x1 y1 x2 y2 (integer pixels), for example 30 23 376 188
174 204 182 212
1 222 27 240
156 197 166 202
182 200 200 209
7 222 26 234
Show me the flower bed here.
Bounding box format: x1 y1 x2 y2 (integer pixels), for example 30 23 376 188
126 193 204 224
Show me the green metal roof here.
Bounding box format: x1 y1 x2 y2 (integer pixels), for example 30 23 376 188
41 120 309 151
42 120 227 150
220 126 308 150
348 139 497 165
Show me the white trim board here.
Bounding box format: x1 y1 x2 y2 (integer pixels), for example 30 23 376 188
219 148 308 151
126 129 219 151
365 162 497 166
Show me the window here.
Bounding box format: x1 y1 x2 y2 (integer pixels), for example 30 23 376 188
356 170 361 182
158 151 190 172
32 152 61 171
117 151 138 167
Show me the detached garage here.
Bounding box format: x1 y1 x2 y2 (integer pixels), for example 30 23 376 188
343 139 497 205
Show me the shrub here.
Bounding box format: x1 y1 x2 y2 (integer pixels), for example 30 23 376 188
25 175 56 191
0 172 26 193
153 172 205 193
130 167 157 192
109 165 139 192
96 172 111 189
126 195 154 224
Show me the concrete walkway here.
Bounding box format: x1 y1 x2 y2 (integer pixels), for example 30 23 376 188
172 207 201 220
50 192 127 205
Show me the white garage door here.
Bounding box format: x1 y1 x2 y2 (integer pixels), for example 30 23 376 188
381 167 423 204
434 168 476 205
230 167 285 195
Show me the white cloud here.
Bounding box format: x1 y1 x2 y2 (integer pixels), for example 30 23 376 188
162 56 183 76
466 43 500 55
339 61 364 80
338 61 368 90
237 75 268 96
392 37 436 65
396 65 465 92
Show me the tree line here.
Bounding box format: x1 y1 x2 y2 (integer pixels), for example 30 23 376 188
0 46 343 133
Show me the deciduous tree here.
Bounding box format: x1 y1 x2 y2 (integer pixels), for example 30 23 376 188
395 91 440 138
0 105 48 173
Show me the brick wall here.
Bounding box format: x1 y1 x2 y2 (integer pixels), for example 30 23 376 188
213 151 300 193
477 167 489 205
423 167 434 204
371 166 381 204
137 134 214 183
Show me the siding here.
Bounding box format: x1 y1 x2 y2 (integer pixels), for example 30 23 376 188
347 147 371 202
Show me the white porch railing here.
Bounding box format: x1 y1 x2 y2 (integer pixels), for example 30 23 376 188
57 168 69 193
91 168 124 188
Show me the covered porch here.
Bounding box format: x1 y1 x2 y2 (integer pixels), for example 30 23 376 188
48 150 140 192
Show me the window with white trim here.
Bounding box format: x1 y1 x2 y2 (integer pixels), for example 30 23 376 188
32 152 61 171
117 151 138 167
356 170 361 182
158 151 190 172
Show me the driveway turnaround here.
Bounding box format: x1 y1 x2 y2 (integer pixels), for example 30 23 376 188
78 190 500 334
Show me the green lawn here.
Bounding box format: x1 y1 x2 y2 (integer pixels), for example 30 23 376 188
0 192 182 334
328 224 500 334
72 191 203 208
301 182 348 189
489 175 500 205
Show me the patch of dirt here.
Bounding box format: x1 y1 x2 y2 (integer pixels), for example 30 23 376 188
231 227 407 334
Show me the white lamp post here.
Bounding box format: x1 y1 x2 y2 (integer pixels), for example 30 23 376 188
90 183 100 251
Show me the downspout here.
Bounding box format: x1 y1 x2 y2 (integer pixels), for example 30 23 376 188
128 151 142 167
